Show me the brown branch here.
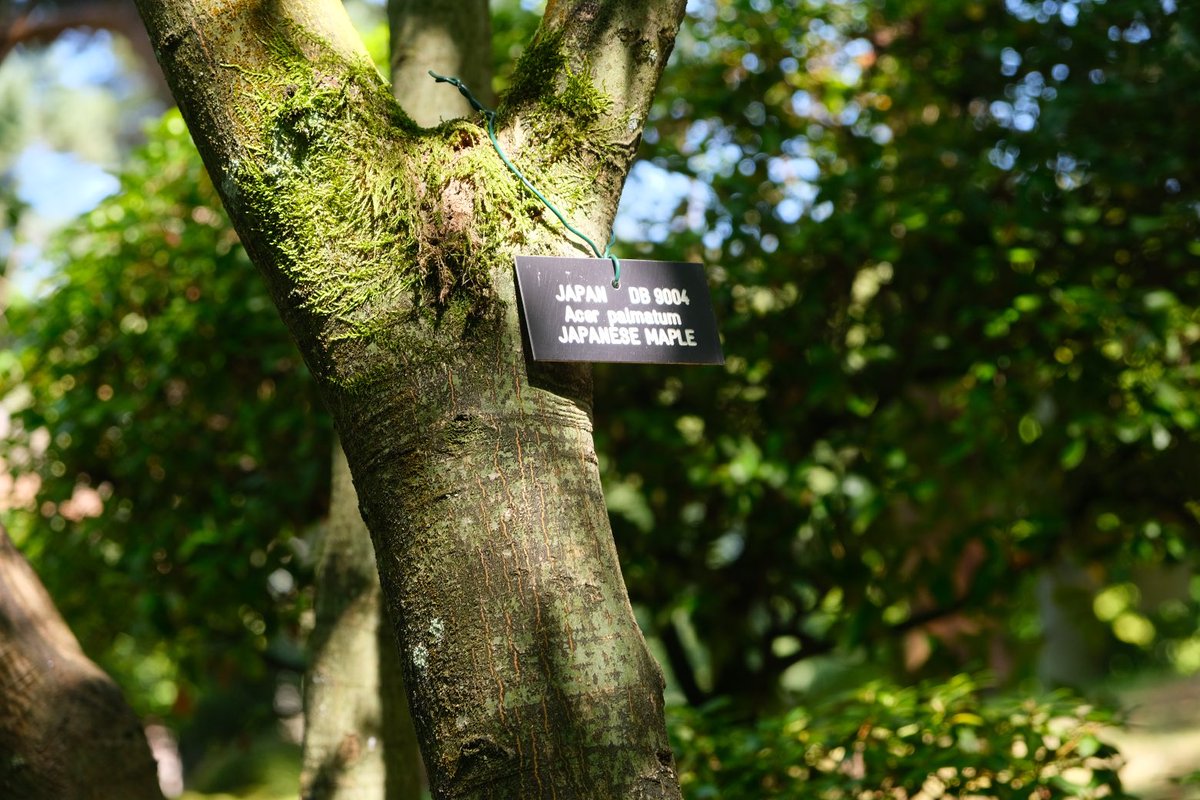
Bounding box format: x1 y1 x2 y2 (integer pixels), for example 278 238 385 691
0 0 170 99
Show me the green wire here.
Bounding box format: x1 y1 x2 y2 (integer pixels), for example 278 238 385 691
429 70 622 287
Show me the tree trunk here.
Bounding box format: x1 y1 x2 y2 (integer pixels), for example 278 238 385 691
0 524 164 800
302 8 491 797
134 0 687 795
302 443 422 800
387 0 492 122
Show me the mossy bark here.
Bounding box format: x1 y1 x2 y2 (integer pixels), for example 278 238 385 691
0 525 164 800
302 8 490 794
134 0 687 796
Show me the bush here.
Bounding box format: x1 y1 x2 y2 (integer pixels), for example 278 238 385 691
670 675 1130 799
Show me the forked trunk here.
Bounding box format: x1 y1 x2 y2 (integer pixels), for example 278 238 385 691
302 5 492 796
135 0 688 795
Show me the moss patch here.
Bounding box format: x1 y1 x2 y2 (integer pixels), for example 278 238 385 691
218 23 619 390
496 30 619 231
504 30 569 110
221 29 551 384
502 29 611 140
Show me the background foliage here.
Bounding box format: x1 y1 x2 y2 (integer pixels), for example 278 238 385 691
2 0 1198 796
3 111 328 735
671 676 1127 798
602 0 1200 705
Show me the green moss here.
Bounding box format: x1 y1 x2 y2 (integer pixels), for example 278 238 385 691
505 30 568 109
560 67 609 121
497 31 617 221
238 62 419 334
221 29 548 388
219 23 618 391
503 30 610 131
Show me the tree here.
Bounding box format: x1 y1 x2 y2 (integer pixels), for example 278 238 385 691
302 7 488 795
301 442 420 800
10 0 1192 793
0 523 163 800
133 0 688 796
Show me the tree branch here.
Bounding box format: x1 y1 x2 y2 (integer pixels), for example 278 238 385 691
498 0 688 249
132 0 385 186
0 0 170 97
659 616 709 707
134 0 420 383
0 524 163 800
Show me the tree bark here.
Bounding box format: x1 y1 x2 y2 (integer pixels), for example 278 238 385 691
134 0 687 795
302 8 492 797
387 0 491 121
0 524 164 800
302 443 422 800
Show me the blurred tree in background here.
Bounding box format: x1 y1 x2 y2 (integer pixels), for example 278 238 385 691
1 0 1197 796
